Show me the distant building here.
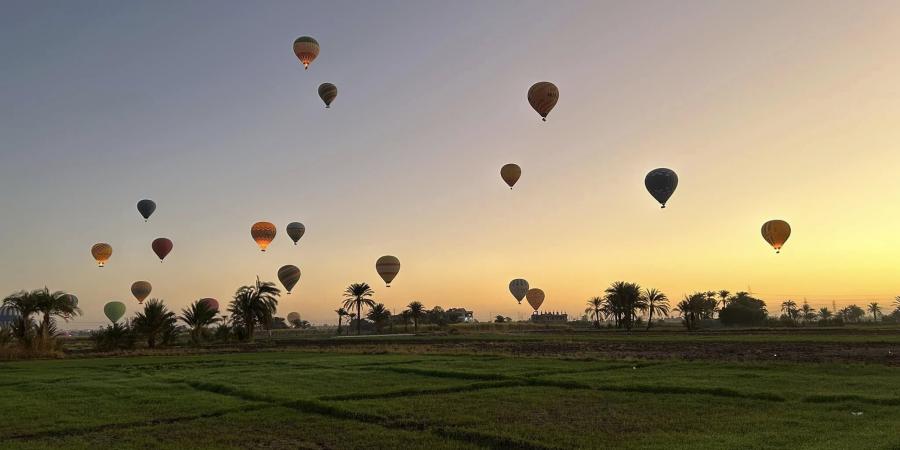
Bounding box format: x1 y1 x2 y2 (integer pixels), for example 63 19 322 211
446 308 475 323
530 311 568 323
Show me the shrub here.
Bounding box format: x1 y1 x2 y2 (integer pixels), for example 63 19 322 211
93 323 135 351
720 297 768 326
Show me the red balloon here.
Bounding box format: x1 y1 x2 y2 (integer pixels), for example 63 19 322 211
200 298 219 312
152 238 173 262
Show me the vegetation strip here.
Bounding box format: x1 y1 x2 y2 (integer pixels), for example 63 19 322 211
3 404 275 441
802 394 900 405
319 379 526 401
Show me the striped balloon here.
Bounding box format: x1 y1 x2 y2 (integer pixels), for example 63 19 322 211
251 222 277 252
91 243 113 267
286 222 306 245
0 305 21 326
375 255 401 287
278 265 301 294
318 83 337 108
527 82 559 121
509 279 529 304
293 36 320 69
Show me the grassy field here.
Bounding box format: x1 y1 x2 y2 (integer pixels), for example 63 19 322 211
1 335 899 449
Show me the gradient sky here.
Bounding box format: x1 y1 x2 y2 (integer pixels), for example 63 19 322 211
2 1 900 328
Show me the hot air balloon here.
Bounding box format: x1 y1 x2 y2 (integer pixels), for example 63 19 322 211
251 222 277 251
526 288 545 312
287 312 301 323
501 164 521 189
527 82 559 121
509 279 529 304
318 83 337 108
293 36 320 69
137 199 156 222
286 222 306 245
761 220 791 253
0 305 21 327
645 168 678 208
104 301 126 323
200 298 219 312
91 243 113 267
376 256 400 287
63 294 79 308
131 281 152 304
152 238 173 262
278 265 301 294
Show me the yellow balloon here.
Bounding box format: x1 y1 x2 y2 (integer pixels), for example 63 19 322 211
251 222 277 252
761 220 791 253
91 243 112 267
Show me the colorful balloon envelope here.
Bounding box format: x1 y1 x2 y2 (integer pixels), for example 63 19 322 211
137 199 156 222
152 238 173 262
251 222 277 252
104 301 126 323
131 281 152 304
318 83 337 108
761 220 791 253
527 82 559 121
91 243 113 267
286 222 306 245
526 288 545 311
645 168 678 208
200 298 219 312
293 36 320 69
500 164 521 189
509 279 529 304
376 255 401 287
278 265 301 294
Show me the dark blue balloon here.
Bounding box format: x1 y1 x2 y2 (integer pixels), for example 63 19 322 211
137 199 156 222
645 169 678 208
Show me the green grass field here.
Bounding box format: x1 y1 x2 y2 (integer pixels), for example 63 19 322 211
2 339 899 450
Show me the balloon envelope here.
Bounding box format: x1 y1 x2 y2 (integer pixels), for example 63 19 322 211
645 168 678 208
104 301 126 323
91 243 112 267
509 279 529 304
152 238 173 261
318 83 337 108
137 199 156 222
500 164 521 189
293 36 320 69
251 222 277 251
278 265 301 294
376 255 401 287
527 82 559 121
200 298 219 312
287 312 301 323
286 222 306 245
131 281 152 304
526 288 545 311
761 220 791 253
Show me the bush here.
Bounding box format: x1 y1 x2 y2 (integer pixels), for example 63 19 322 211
93 323 135 351
720 297 768 326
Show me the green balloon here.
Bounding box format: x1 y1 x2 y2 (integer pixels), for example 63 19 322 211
104 301 126 323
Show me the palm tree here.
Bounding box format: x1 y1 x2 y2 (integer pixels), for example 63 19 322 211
799 301 816 325
585 297 604 328
132 299 177 348
229 278 281 341
644 288 669 330
675 292 707 331
180 300 219 344
2 290 41 342
717 290 731 309
781 300 799 322
818 307 833 322
867 302 881 321
335 308 348 335
367 303 391 332
343 283 375 335
604 281 644 331
894 296 900 311
406 301 426 332
32 288 80 333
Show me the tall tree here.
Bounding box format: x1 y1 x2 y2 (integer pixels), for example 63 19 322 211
585 297 604 328
229 279 281 341
342 283 375 335
867 302 881 321
406 301 426 332
335 308 348 335
180 300 219 344
132 299 177 348
367 303 391 332
604 282 644 331
717 290 731 309
644 288 669 330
